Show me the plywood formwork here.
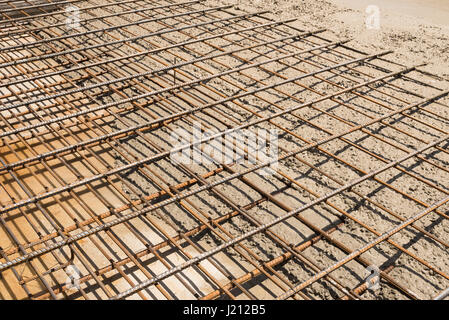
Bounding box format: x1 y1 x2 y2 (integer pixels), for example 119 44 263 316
0 0 448 300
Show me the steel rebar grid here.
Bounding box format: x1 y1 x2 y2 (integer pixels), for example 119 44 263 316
0 0 448 300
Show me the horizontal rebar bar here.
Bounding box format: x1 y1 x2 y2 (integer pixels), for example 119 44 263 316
434 288 449 300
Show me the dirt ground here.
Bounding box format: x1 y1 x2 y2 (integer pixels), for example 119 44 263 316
207 0 449 79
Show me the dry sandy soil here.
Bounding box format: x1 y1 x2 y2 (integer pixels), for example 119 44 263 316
207 0 449 78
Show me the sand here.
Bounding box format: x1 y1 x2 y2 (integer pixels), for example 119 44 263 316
207 0 449 79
